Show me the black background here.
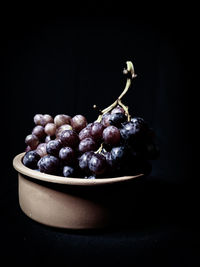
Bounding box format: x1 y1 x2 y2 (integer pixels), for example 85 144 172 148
0 4 198 266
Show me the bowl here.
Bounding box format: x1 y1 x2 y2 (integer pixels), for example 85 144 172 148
13 152 144 229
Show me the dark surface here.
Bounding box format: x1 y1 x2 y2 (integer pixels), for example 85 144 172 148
0 6 197 266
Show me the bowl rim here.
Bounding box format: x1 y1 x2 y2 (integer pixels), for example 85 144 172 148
13 153 144 186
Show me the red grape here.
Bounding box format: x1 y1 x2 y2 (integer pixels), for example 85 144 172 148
88 153 107 175
59 147 75 164
102 126 121 146
79 137 97 153
25 134 39 149
102 113 111 127
71 115 87 132
54 114 71 127
78 123 92 141
45 123 57 136
32 125 46 140
91 122 104 141
60 130 79 147
111 105 125 114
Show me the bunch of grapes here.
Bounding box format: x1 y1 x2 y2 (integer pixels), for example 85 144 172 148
22 61 159 179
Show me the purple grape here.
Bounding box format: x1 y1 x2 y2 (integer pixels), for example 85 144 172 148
59 147 75 164
109 113 126 127
60 130 79 147
36 143 47 157
23 151 40 169
88 153 107 175
32 125 46 140
25 134 39 149
37 155 60 174
91 122 104 141
79 123 92 141
79 137 97 153
102 113 111 127
79 151 94 173
46 139 62 156
111 105 125 114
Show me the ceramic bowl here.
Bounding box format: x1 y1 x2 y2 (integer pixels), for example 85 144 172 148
13 152 144 229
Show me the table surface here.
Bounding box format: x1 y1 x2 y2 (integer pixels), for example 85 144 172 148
1 175 199 266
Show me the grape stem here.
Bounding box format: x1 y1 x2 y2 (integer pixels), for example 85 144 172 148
95 61 137 122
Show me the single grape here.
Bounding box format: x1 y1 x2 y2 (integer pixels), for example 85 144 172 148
111 146 127 162
79 137 97 153
44 123 57 136
32 125 46 140
104 151 116 168
56 124 72 138
43 114 54 125
33 114 45 126
54 114 71 128
111 105 125 114
60 130 79 147
102 113 111 127
91 122 104 141
79 123 92 141
36 143 47 157
25 134 39 149
79 151 94 173
46 139 62 156
71 115 87 132
102 126 121 146
38 155 60 174
88 153 107 175
23 151 40 169
63 166 75 177
59 147 75 164
109 113 127 127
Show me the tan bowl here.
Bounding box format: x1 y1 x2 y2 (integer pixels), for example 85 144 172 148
13 153 144 229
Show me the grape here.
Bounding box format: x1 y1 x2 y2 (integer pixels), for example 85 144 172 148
102 126 121 146
59 147 75 164
79 137 97 153
88 153 107 175
102 113 111 127
36 143 47 157
79 151 94 173
56 124 72 138
33 114 44 125
71 115 87 132
111 146 127 162
109 113 126 127
79 123 92 141
91 122 104 141
32 125 46 140
25 134 39 149
104 151 116 168
43 114 54 125
63 166 75 177
44 123 57 136
38 155 60 174
54 114 71 128
111 105 125 114
120 118 148 143
23 151 40 169
46 139 62 156
60 130 79 147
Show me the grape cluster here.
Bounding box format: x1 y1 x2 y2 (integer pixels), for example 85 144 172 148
22 109 159 179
